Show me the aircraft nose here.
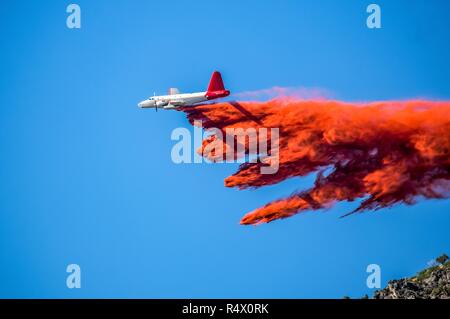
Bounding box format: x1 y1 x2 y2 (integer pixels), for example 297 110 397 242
138 99 157 108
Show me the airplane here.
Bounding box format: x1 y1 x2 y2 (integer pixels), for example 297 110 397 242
138 71 230 110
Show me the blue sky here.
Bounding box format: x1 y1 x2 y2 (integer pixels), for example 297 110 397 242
0 0 450 298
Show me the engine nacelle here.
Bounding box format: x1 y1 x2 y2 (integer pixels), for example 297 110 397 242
156 100 168 108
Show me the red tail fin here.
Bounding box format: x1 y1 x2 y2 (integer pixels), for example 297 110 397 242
207 71 225 92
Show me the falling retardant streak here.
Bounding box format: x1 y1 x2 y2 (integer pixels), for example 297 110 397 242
179 99 450 225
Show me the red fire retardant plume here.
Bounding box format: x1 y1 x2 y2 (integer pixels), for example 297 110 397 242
179 99 450 225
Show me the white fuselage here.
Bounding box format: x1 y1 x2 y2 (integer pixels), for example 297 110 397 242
138 91 207 109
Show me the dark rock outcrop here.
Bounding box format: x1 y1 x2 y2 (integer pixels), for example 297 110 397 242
373 259 450 299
